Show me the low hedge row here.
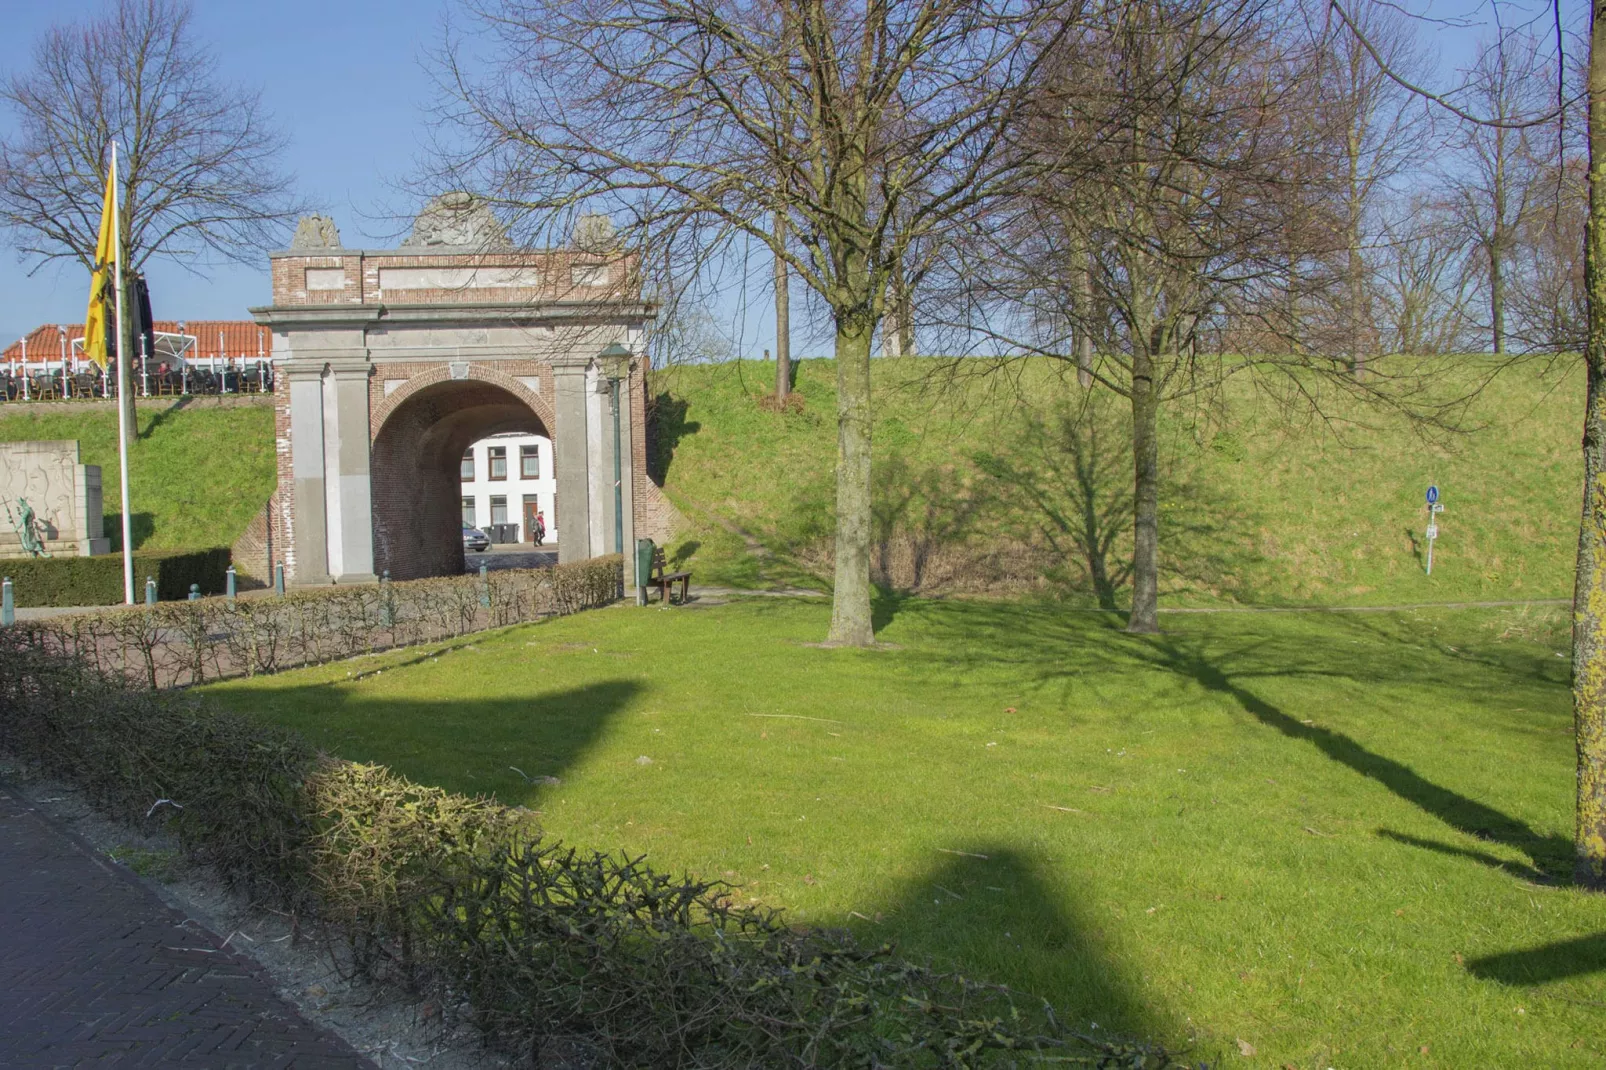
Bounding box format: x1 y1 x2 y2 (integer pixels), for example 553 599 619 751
28 557 622 689
0 632 1185 1068
1 546 232 607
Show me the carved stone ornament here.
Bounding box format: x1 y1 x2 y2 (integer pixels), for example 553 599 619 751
289 214 342 250
402 192 513 250
572 213 618 253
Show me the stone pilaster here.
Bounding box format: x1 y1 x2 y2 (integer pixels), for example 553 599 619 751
551 357 593 562
285 363 330 584
326 360 376 583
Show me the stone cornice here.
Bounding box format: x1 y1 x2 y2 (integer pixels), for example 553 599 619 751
267 246 574 258
250 301 656 328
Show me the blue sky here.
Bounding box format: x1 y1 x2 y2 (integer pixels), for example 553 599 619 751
0 0 449 344
0 0 1586 354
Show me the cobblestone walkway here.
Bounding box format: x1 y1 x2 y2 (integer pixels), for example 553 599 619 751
0 786 369 1068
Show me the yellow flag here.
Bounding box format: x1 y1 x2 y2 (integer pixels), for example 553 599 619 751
83 159 118 369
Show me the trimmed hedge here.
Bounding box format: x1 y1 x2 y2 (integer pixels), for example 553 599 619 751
1 546 231 607
0 631 1185 1067
32 557 622 689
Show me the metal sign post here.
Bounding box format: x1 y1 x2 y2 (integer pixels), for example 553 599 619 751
1425 485 1444 575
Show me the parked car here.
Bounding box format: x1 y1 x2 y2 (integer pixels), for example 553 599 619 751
463 524 490 552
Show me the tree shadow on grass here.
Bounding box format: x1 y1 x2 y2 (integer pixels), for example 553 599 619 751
904 601 1574 883
1141 631 1573 881
139 395 193 440
867 845 1175 1049
213 677 643 805
1466 932 1606 985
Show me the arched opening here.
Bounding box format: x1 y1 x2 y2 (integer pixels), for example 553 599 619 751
372 379 550 580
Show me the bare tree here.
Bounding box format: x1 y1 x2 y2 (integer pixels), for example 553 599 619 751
0 0 305 443
0 0 303 277
1442 29 1556 355
1508 153 1586 353
956 0 1340 633
1374 195 1477 354
429 0 1073 645
1309 1 1429 374
1331 0 1604 890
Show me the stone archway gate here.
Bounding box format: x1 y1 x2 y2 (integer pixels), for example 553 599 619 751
251 202 667 587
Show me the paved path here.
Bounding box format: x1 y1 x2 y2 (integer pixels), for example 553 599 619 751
0 786 369 1069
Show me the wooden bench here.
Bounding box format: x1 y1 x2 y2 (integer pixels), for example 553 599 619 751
646 547 692 605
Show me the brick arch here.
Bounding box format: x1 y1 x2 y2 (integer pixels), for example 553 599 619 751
370 373 557 580
370 362 556 439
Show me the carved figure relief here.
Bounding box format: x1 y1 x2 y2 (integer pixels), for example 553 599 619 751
403 193 514 251
290 214 343 250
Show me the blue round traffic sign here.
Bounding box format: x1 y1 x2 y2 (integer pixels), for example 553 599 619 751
1426 485 1439 505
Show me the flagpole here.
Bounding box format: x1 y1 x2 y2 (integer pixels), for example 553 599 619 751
111 142 133 605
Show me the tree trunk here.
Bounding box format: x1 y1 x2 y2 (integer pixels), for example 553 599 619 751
774 212 791 399
1573 0 1606 891
1127 346 1160 634
1348 207 1367 378
1490 238 1506 356
1075 251 1094 387
828 309 875 646
1492 126 1508 356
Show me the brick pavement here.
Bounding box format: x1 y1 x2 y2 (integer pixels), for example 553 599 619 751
0 785 370 1068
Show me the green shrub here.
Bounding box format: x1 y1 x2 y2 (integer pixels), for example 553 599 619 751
0 546 231 607
30 556 623 688
0 629 1184 1069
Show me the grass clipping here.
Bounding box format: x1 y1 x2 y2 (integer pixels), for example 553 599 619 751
0 632 1184 1068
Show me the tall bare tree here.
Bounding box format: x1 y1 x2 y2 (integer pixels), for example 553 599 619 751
1443 29 1556 355
1309 1 1428 374
431 0 1073 645
1374 195 1476 354
0 0 305 443
958 0 1338 633
1332 0 1603 890
774 211 792 399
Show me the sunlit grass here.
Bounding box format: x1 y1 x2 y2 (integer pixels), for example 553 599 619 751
205 596 1602 1067
0 399 275 550
652 356 1582 608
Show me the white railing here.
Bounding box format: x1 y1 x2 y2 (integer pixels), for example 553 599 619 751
4 330 275 401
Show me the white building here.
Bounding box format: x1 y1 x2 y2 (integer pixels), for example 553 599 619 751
460 432 556 544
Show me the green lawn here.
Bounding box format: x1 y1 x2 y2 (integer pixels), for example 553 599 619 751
0 399 276 550
652 356 1582 607
205 596 1603 1067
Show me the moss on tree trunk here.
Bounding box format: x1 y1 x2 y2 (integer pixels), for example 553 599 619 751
1574 0 1606 890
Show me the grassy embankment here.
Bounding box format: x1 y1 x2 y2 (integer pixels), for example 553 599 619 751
0 399 275 551
194 358 1604 1063
205 596 1603 1067
650 356 1580 607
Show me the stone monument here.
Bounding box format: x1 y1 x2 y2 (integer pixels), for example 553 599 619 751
0 441 109 558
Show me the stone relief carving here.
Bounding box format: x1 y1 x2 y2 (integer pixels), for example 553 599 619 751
0 442 105 558
402 192 514 251
289 214 342 250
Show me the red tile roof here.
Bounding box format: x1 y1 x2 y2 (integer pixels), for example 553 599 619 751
3 321 272 363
